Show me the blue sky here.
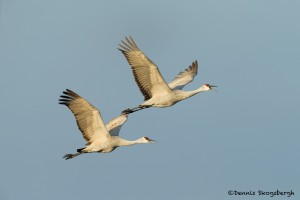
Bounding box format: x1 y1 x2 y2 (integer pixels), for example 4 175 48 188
0 0 299 199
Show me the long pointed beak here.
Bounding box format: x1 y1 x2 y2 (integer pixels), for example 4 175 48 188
208 85 218 92
209 85 218 91
148 139 157 143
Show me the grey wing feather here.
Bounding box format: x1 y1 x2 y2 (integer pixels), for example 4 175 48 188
118 36 172 100
105 114 128 136
168 60 198 90
59 89 109 145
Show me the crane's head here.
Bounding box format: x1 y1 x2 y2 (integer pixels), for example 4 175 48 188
141 136 156 143
203 84 218 91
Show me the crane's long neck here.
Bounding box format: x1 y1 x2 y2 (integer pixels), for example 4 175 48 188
178 85 209 100
117 137 144 147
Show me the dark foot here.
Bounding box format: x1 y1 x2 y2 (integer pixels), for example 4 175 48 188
122 108 133 114
63 154 74 160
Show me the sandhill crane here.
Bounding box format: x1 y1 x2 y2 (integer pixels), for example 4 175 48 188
118 36 217 114
59 89 155 160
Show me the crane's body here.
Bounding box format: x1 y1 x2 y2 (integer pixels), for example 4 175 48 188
59 89 155 160
77 135 148 153
141 85 211 108
118 36 217 114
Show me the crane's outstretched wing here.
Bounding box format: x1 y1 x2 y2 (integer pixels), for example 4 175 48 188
59 89 109 145
168 60 198 90
118 36 172 101
105 113 128 136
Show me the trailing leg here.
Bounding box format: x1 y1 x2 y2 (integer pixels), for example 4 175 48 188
63 152 85 160
121 105 150 114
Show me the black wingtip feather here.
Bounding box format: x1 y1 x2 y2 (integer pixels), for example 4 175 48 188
66 89 74 93
59 99 69 102
60 95 73 99
59 89 79 105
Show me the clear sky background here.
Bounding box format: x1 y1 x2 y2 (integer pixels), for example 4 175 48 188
0 0 299 199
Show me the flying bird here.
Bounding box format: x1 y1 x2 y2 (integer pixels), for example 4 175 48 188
59 89 155 160
118 36 217 114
